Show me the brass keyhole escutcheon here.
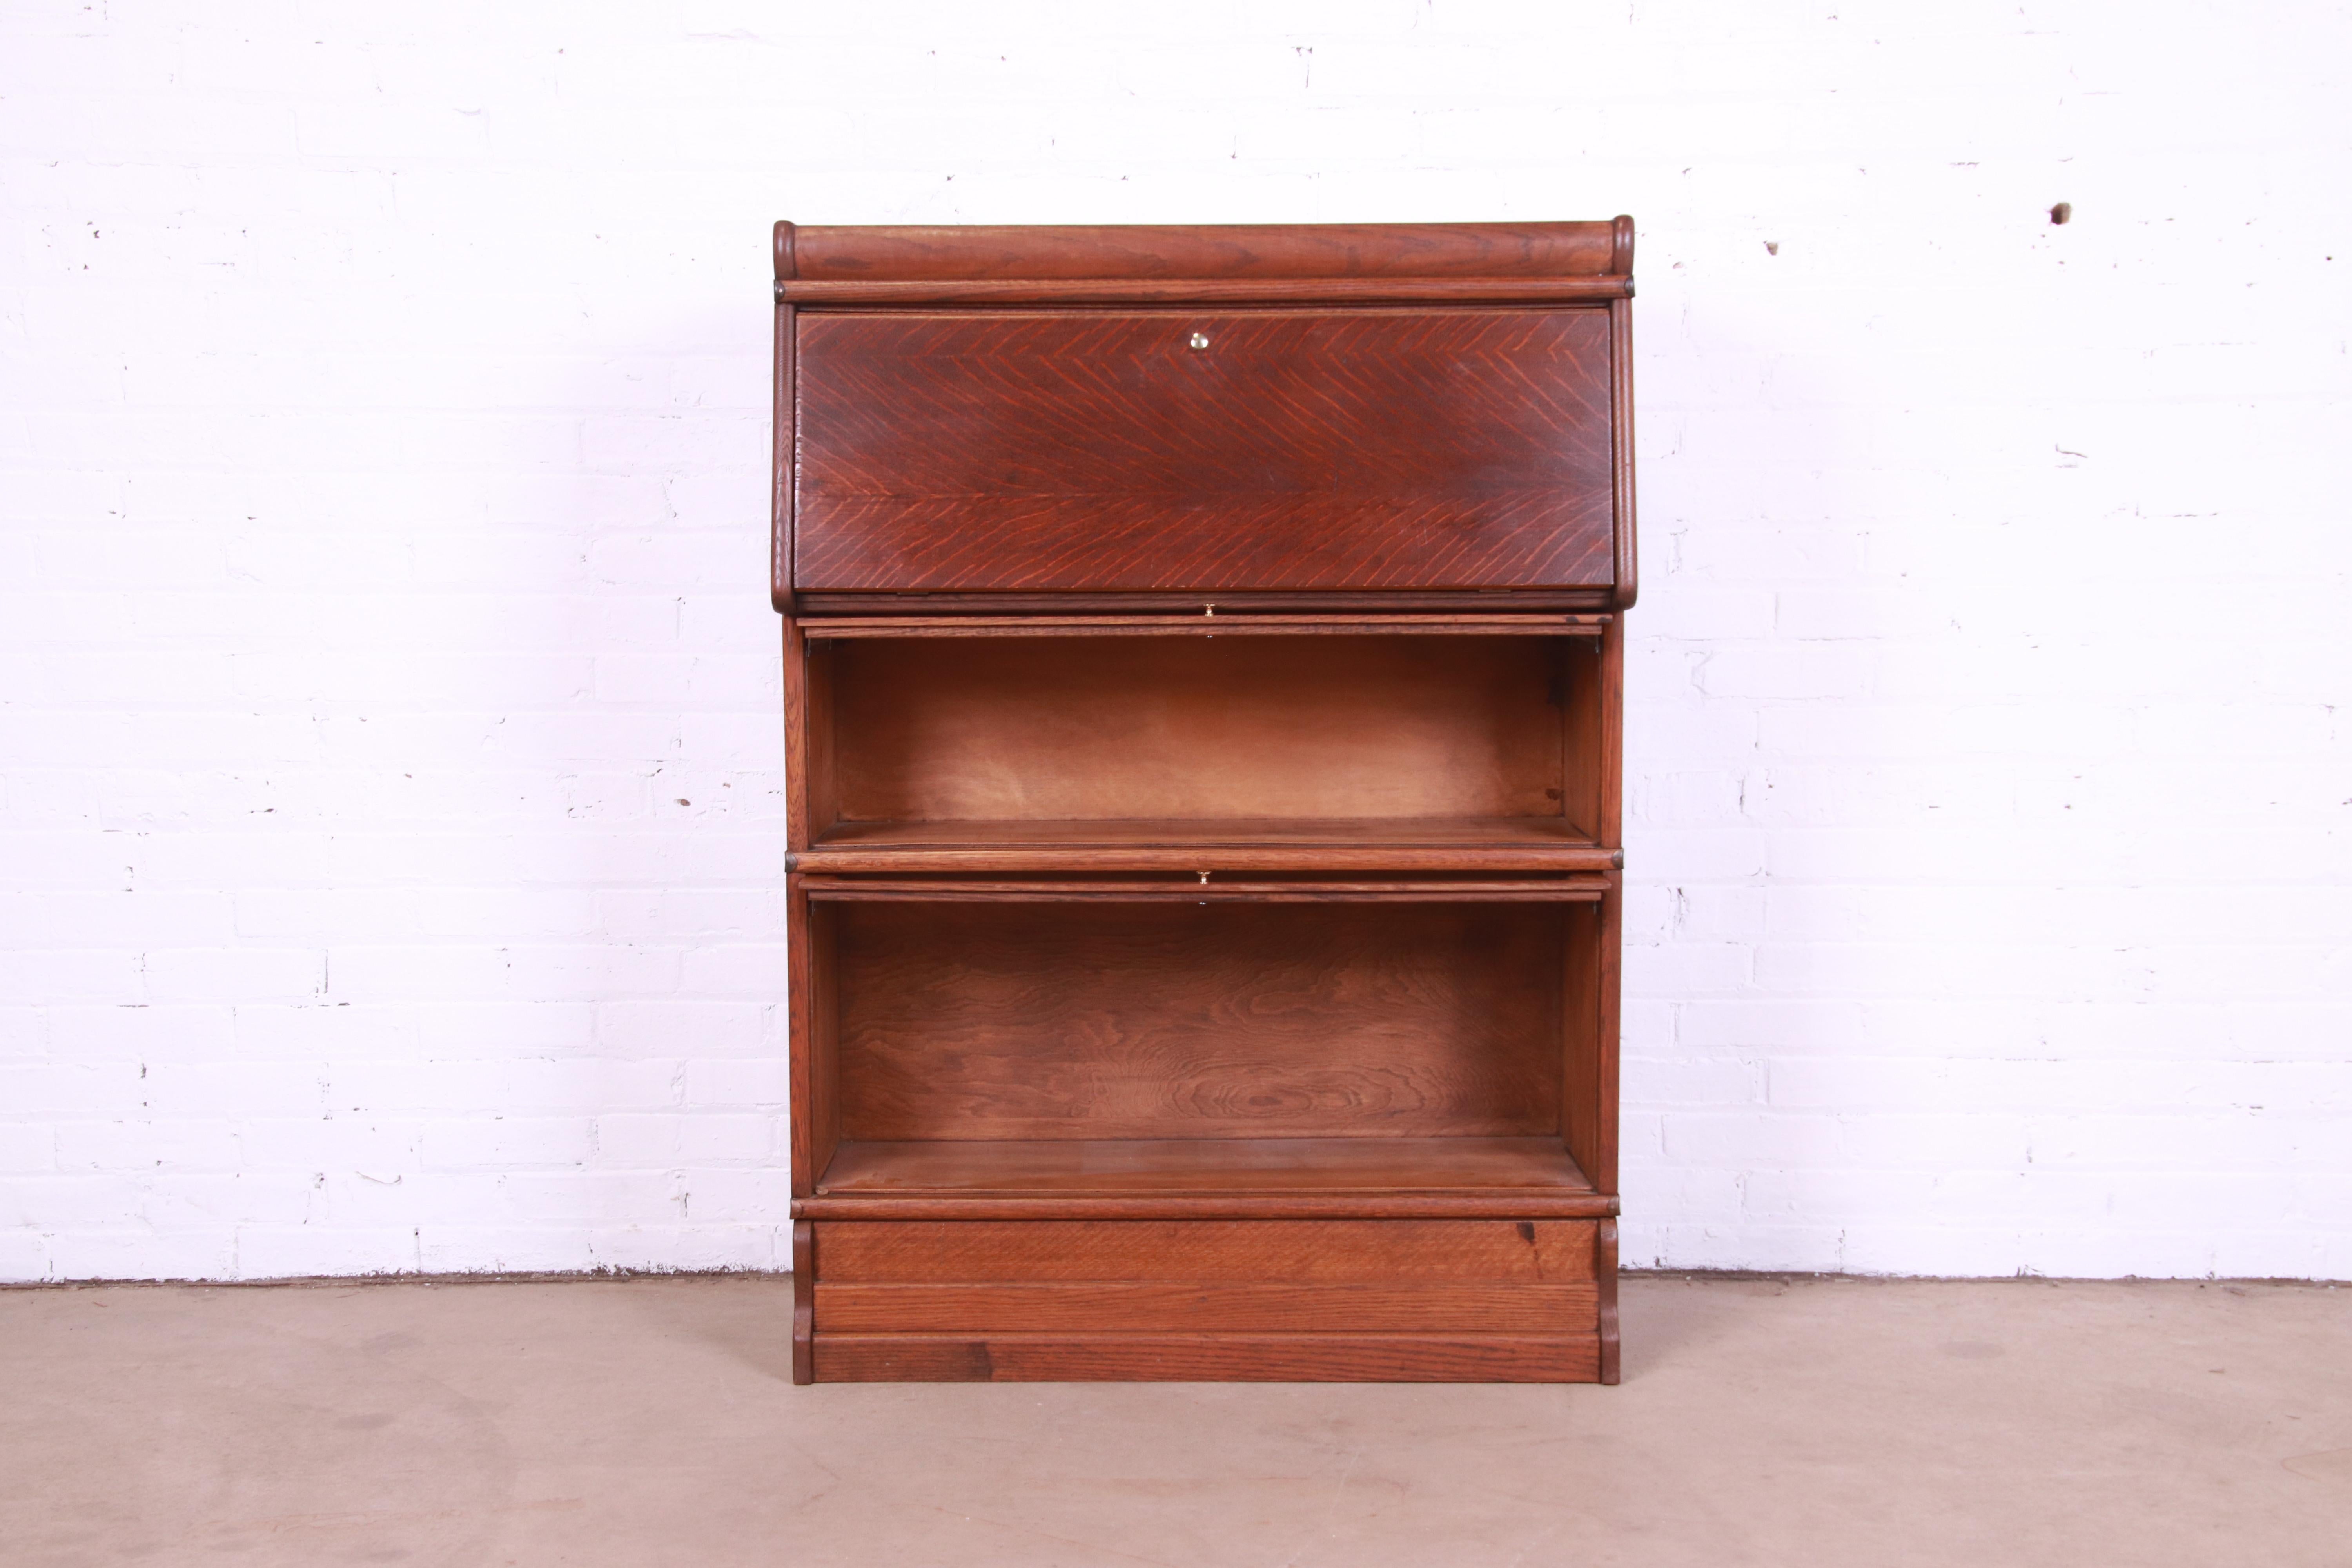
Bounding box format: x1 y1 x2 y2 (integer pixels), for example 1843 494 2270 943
1188 332 1210 350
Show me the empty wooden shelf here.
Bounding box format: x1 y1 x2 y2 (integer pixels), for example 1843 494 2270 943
775 218 1636 1383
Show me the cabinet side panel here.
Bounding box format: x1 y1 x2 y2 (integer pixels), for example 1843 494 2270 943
1561 898 1619 1195
782 619 811 852
787 887 841 1196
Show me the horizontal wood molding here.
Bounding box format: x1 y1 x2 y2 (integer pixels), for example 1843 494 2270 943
784 277 1632 305
794 1193 1620 1221
799 613 1608 639
799 877 1610 902
795 848 1618 875
810 1332 1601 1382
795 590 1619 615
786 221 1626 283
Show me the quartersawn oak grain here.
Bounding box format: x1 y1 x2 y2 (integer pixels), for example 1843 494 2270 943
793 309 1614 594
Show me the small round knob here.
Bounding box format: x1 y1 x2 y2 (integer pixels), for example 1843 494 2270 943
1188 332 1210 350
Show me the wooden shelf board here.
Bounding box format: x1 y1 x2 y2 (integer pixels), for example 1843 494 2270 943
817 1136 1596 1199
812 816 1600 849
800 818 1618 875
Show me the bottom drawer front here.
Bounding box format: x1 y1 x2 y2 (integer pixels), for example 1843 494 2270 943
814 1333 1600 1383
807 1218 1608 1383
816 1219 1599 1284
817 1280 1598 1334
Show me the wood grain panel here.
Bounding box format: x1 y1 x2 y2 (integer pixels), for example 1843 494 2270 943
825 634 1578 826
815 1220 1600 1284
815 1281 1599 1334
811 1332 1600 1382
835 902 1565 1141
794 309 1615 593
788 221 1623 281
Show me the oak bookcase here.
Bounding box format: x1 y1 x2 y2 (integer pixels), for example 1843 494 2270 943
775 219 1635 1383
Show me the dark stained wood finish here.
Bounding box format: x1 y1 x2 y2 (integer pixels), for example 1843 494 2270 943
794 309 1614 594
811 1333 1600 1383
816 633 1594 832
816 1135 1595 1197
832 901 1564 1143
786 221 1623 282
775 218 1633 1383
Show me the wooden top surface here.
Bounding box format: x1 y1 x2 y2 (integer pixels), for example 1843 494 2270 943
779 219 1633 282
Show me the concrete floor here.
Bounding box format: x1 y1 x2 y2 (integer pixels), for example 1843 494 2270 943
2 1276 2347 1567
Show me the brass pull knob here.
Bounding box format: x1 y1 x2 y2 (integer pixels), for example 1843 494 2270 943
1188 332 1210 350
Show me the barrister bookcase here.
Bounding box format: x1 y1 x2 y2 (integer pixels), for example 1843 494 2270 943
775 218 1636 1383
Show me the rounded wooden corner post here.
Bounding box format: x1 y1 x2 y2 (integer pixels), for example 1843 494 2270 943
771 221 798 616
1608 214 1634 277
1597 1218 1621 1384
793 1220 815 1384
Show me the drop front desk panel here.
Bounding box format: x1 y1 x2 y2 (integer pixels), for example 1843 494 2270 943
774 220 1636 1383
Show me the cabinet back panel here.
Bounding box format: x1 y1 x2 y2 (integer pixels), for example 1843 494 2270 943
793 308 1614 593
835 902 1563 1141
824 635 1572 826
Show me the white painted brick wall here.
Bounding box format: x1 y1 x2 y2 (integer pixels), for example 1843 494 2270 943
2 0 2347 1281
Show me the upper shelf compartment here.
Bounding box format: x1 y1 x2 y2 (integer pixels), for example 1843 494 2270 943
792 621 1618 872
789 307 1618 596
